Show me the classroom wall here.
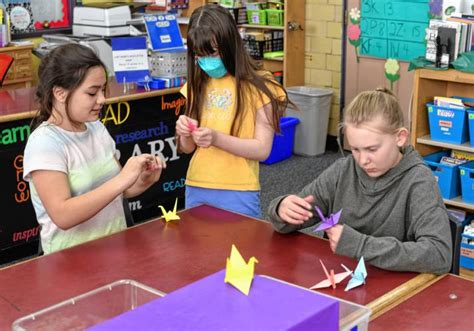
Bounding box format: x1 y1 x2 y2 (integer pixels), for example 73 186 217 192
304 0 343 137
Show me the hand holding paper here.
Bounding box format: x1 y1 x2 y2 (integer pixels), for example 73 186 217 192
313 206 342 232
224 244 258 295
310 259 352 290
158 198 180 222
345 257 367 291
188 122 197 132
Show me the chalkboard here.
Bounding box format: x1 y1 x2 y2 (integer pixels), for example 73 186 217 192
360 0 430 61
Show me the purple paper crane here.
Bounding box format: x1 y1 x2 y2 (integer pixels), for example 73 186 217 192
313 206 343 232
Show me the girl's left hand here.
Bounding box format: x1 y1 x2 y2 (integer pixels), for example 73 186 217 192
141 155 167 183
192 127 216 148
325 224 343 253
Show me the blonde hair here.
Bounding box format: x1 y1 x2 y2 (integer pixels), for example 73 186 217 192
341 87 405 134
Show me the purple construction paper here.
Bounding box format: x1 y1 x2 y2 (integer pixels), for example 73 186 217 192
89 270 339 331
314 208 342 232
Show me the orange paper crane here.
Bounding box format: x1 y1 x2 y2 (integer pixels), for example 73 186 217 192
309 259 352 290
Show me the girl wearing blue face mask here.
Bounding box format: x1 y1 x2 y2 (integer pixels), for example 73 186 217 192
175 4 290 219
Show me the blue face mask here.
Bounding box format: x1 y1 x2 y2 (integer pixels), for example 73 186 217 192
197 57 227 78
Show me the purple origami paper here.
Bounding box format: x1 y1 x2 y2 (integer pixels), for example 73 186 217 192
313 206 343 232
89 270 339 331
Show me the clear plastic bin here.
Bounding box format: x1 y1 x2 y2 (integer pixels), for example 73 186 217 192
286 86 333 156
12 279 165 330
262 276 371 331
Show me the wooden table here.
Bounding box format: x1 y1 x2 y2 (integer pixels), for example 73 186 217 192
371 274 474 330
0 205 436 329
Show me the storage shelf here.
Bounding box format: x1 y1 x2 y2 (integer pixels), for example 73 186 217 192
417 135 474 153
239 24 284 30
444 196 474 211
412 68 474 214
263 57 284 61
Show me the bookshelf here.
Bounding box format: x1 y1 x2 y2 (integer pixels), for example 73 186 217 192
411 69 474 211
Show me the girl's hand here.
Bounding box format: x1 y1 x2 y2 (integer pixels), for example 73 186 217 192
140 155 167 184
277 195 314 224
120 154 152 187
325 224 343 253
192 127 216 148
176 115 198 137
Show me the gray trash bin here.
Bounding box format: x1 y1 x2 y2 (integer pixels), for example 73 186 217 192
285 86 333 156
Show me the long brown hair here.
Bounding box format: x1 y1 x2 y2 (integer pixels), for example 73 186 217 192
186 4 288 135
31 43 106 131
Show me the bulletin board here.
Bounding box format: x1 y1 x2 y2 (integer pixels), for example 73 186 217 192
359 0 430 61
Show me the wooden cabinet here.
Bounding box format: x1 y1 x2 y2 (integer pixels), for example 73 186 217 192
411 69 474 211
180 0 305 87
0 45 33 90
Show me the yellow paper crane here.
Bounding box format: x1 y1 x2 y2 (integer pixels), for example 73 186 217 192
224 244 258 295
158 198 180 222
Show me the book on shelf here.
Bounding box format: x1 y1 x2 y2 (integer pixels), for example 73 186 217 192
427 20 462 62
434 96 467 109
447 15 474 51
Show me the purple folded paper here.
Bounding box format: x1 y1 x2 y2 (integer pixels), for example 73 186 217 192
313 207 343 232
89 270 339 331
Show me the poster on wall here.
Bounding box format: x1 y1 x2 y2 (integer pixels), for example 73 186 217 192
102 92 191 223
0 119 39 264
4 0 35 34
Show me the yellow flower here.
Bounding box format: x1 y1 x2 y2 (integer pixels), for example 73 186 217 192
385 59 400 76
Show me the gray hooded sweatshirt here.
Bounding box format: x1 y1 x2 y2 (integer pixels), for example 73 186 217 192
267 146 452 275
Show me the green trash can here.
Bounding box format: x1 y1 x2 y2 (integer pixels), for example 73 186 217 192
285 86 333 156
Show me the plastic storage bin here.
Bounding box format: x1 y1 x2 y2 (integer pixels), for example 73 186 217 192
12 279 165 330
261 117 300 165
149 48 187 78
266 9 284 26
467 109 474 146
460 233 474 270
459 160 474 203
426 103 468 144
423 150 462 199
247 9 267 24
285 86 333 156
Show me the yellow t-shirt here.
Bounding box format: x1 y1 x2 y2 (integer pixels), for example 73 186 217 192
183 75 283 191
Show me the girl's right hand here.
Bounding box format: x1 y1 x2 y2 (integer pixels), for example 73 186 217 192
277 195 314 225
119 154 155 188
176 115 198 137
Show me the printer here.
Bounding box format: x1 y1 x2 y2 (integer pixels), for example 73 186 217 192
35 34 115 77
73 5 132 37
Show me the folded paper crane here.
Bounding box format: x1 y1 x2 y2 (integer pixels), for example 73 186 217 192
313 206 343 232
158 198 180 222
224 244 258 295
310 259 352 290
345 257 367 291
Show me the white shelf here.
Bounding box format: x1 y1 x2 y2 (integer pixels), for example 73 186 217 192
417 135 474 153
239 24 284 30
